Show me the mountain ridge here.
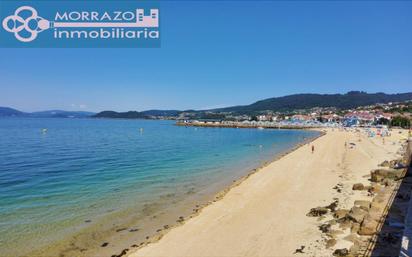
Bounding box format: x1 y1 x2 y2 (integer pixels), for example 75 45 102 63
0 107 95 118
211 91 412 114
2 91 412 119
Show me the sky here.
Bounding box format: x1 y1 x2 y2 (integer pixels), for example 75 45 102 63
0 1 411 112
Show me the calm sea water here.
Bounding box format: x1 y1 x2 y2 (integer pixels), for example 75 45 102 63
0 118 319 256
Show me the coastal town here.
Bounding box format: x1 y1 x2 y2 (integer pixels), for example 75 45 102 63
176 100 412 129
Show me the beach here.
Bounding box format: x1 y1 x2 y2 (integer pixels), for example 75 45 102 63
0 119 320 257
129 128 410 257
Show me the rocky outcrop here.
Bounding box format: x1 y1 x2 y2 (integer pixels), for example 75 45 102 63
370 169 404 183
347 206 368 223
358 215 379 235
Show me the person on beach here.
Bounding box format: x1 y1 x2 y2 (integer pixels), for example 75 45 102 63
311 145 314 154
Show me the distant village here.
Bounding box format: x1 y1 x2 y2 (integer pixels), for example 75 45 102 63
174 100 412 129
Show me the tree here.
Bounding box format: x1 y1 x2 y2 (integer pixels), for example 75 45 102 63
390 116 411 128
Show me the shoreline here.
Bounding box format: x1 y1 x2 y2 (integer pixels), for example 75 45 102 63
21 127 321 257
128 128 410 257
175 121 323 130
104 129 326 257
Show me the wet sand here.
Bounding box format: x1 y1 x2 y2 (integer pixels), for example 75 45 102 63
128 128 409 257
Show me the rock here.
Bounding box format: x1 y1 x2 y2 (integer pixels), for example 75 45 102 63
333 248 349 256
101 242 109 247
358 215 378 235
352 183 364 190
344 233 359 243
319 223 331 233
347 206 367 223
354 200 371 210
327 230 344 238
382 178 393 187
326 239 336 249
367 184 382 194
325 200 339 212
350 242 360 255
117 248 129 257
351 223 360 234
307 207 328 217
368 207 383 222
379 160 390 167
338 219 353 230
370 169 403 183
328 219 337 226
334 209 349 219
294 245 305 254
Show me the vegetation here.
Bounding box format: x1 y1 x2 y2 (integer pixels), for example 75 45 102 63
93 111 147 119
390 116 411 128
212 91 412 114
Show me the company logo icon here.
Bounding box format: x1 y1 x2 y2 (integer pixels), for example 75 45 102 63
2 6 159 43
2 6 49 42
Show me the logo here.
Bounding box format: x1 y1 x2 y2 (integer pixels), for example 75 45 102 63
0 1 160 48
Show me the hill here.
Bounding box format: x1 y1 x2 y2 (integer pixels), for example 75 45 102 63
212 91 412 114
0 107 94 118
0 107 26 117
93 111 148 119
141 110 181 117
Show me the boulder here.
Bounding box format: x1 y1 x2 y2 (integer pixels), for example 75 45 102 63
382 178 393 187
354 200 371 210
350 241 360 255
333 248 349 256
358 215 378 235
338 219 353 230
319 223 331 233
351 223 360 234
352 183 365 190
326 238 337 249
366 184 383 194
379 160 390 167
307 207 328 217
344 233 359 243
334 209 349 219
370 169 403 183
347 206 367 223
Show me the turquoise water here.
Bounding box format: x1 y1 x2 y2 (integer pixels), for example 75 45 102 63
0 118 319 256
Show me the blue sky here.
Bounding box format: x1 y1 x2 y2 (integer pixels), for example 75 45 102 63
1 1 411 112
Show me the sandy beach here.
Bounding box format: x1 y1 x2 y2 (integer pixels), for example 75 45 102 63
128 128 410 257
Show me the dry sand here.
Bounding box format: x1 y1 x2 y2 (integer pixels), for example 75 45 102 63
129 128 409 257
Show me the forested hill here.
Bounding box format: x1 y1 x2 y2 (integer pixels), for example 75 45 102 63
212 91 412 113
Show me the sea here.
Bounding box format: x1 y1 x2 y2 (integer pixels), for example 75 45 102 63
0 118 319 256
